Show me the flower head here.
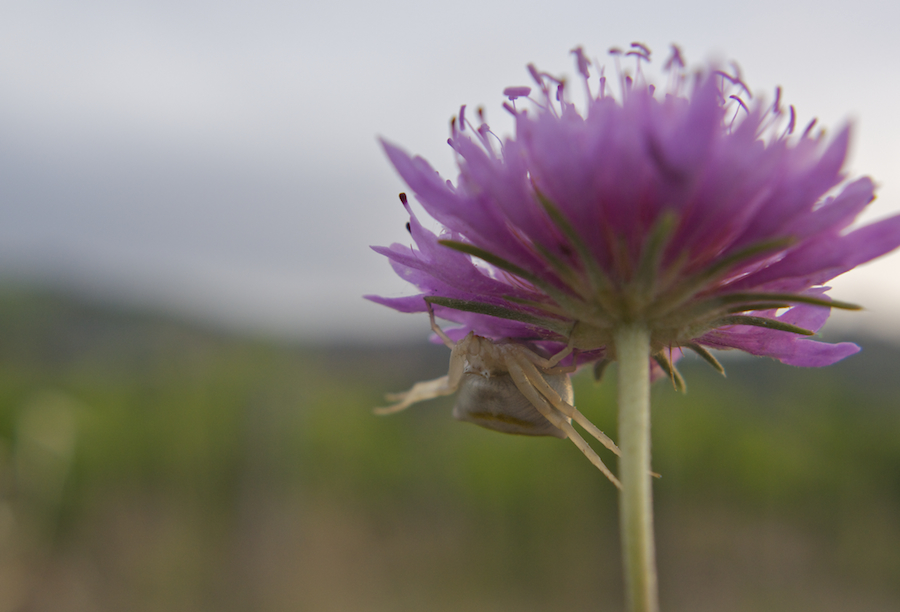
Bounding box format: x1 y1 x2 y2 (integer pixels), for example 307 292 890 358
368 45 900 371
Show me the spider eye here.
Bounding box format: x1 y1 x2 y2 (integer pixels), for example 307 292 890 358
452 371 572 438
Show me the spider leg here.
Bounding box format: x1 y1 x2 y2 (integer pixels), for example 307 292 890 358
512 353 620 456
507 361 621 488
427 301 455 349
376 322 469 415
522 339 576 373
376 375 456 414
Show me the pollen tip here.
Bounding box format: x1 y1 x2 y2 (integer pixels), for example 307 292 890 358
503 86 532 100
803 117 818 137
631 42 651 56
398 192 409 206
527 64 542 87
570 46 591 79
663 44 685 71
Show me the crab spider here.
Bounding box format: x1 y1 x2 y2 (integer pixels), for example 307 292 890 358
376 304 622 488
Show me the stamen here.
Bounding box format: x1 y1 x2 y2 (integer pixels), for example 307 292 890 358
405 222 411 234
781 105 796 138
663 45 685 71
459 105 466 131
399 192 410 210
479 123 505 154
542 72 563 86
526 64 561 117
626 50 649 62
527 63 552 107
730 95 750 115
715 68 752 99
802 118 818 137
571 47 591 79
756 86 788 140
630 42 651 58
503 86 532 100
730 61 751 98
571 46 593 100
664 45 686 95
609 48 625 99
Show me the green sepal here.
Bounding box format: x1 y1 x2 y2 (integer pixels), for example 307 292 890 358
532 187 617 305
653 352 687 393
532 241 590 297
501 295 569 318
685 343 726 377
658 290 858 328
715 315 815 336
592 358 612 382
651 237 795 317
439 240 540 285
693 237 796 283
717 292 861 311
725 303 791 314
634 210 678 299
438 239 596 322
424 296 572 336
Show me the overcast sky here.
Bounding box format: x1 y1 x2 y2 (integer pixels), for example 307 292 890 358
1 0 898 342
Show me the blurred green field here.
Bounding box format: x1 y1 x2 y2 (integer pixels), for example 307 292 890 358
0 286 898 612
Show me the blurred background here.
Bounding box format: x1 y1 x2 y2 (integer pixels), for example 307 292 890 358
1 0 899 610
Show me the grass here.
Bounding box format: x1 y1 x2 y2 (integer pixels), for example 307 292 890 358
0 286 898 611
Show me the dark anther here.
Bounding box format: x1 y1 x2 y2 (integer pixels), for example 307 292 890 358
631 42 651 56
405 222 412 234
399 193 408 205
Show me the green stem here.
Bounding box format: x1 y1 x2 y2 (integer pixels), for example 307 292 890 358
615 323 659 612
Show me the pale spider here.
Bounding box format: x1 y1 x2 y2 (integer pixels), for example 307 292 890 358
376 304 621 487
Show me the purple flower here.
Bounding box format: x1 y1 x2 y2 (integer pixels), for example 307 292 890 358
368 45 900 372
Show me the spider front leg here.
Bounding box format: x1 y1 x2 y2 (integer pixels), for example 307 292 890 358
375 305 469 415
532 338 576 373
375 375 456 415
427 301 455 349
511 350 620 456
506 359 621 488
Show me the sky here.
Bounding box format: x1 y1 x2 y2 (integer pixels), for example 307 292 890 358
0 0 898 342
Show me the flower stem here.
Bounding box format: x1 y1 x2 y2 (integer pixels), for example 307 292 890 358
615 323 659 612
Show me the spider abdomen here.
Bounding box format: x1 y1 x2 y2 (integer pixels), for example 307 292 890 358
452 371 572 438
